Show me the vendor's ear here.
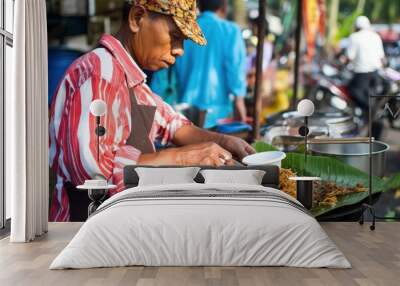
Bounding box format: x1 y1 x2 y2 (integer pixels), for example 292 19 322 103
128 5 147 33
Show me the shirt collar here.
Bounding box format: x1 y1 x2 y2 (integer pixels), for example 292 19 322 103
99 34 147 88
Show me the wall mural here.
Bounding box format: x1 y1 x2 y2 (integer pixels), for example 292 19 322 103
47 0 400 223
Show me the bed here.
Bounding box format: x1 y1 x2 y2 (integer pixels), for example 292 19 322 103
50 165 351 269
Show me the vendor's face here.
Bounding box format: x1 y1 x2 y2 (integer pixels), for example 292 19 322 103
128 8 186 71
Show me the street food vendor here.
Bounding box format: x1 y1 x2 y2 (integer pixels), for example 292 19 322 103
49 0 256 222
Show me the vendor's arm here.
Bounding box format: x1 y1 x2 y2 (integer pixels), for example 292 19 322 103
137 91 255 166
346 35 356 62
138 125 255 166
137 141 234 166
172 125 256 161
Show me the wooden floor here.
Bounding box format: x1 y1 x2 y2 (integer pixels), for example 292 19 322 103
0 222 399 286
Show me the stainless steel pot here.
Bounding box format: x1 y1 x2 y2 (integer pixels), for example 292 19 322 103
326 117 358 137
309 141 390 177
265 111 358 138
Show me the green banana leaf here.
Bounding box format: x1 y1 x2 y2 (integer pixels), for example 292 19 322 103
282 153 385 191
253 141 280 153
252 141 390 217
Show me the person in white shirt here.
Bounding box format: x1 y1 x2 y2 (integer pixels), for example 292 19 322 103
346 16 385 109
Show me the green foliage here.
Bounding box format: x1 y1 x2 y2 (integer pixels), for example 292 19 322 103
383 173 400 192
364 0 400 23
335 10 361 41
327 0 400 43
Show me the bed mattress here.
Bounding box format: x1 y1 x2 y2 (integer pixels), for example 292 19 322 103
50 183 351 269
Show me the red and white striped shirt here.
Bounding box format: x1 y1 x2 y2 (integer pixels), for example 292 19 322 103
49 34 191 221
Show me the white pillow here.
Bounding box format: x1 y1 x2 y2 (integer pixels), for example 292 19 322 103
135 167 201 186
200 169 266 185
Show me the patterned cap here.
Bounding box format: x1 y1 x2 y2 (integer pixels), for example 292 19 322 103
126 0 207 45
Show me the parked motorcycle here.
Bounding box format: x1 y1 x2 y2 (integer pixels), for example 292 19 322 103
304 62 364 130
376 67 400 130
383 40 400 72
305 61 400 137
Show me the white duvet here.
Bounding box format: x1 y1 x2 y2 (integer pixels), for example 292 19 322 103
50 183 351 269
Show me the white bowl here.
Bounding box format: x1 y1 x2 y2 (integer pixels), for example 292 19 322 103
242 151 287 167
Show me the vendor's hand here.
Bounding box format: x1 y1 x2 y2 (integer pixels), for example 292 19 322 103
218 134 256 161
172 142 234 166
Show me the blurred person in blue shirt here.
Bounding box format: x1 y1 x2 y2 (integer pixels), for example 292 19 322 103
151 0 247 128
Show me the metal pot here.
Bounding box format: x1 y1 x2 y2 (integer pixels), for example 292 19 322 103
309 141 390 177
262 126 328 152
325 117 359 137
264 110 358 138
